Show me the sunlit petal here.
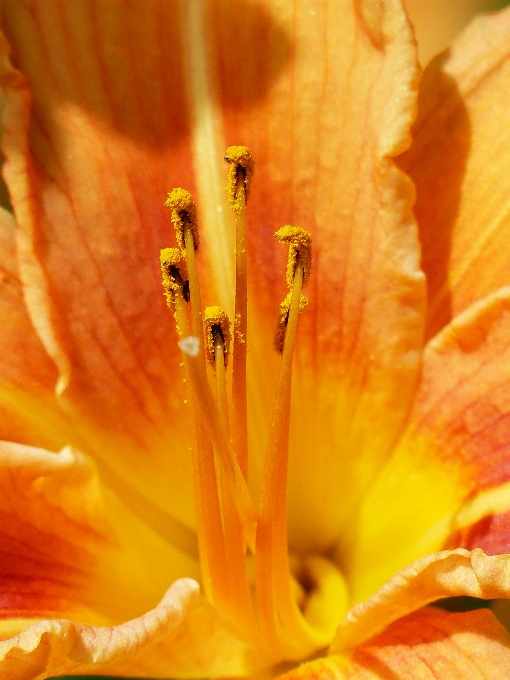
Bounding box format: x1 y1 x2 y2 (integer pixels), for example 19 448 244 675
0 577 263 680
333 548 510 652
400 7 510 338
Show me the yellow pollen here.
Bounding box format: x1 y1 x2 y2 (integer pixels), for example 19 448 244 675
160 247 189 305
204 306 231 367
275 225 312 289
164 187 199 250
234 312 245 344
224 145 254 213
275 291 309 353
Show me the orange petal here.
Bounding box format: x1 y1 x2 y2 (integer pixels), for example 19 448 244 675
400 7 510 339
0 578 264 679
447 508 510 555
280 607 510 679
0 1 198 528
203 0 425 553
0 207 70 448
398 288 510 491
0 441 199 635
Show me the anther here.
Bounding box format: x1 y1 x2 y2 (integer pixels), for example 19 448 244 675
204 306 231 367
164 188 199 251
275 226 312 289
160 247 190 306
224 145 254 213
274 290 308 353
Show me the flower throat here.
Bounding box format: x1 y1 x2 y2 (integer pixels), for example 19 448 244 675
160 146 347 662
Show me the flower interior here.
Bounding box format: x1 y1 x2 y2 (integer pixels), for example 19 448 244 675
160 145 348 663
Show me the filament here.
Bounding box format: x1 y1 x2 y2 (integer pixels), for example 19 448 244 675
214 334 230 435
225 146 253 480
255 258 325 656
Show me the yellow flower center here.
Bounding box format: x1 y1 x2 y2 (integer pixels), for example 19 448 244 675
160 147 349 663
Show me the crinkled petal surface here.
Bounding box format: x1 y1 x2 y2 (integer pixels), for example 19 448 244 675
0 442 199 634
280 607 510 679
333 549 510 652
0 443 260 679
400 6 510 338
279 548 510 679
0 578 263 680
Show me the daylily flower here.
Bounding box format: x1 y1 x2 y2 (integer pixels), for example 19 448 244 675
2 0 510 678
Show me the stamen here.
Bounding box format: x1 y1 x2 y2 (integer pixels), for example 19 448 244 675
165 188 205 352
160 248 190 337
204 306 231 367
274 291 308 354
161 204 238 626
224 145 254 213
178 334 255 635
275 225 312 289
225 146 253 479
160 257 229 617
205 306 231 433
190 311 256 638
164 188 199 251
256 230 324 657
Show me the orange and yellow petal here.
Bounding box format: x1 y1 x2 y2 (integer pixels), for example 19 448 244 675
344 287 510 599
401 288 510 487
400 6 510 339
0 207 71 449
0 0 426 557
334 548 510 653
0 0 198 529
282 607 510 679
0 440 263 678
0 440 199 638
0 578 264 680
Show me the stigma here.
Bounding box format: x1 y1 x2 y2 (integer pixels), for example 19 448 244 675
160 147 348 662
